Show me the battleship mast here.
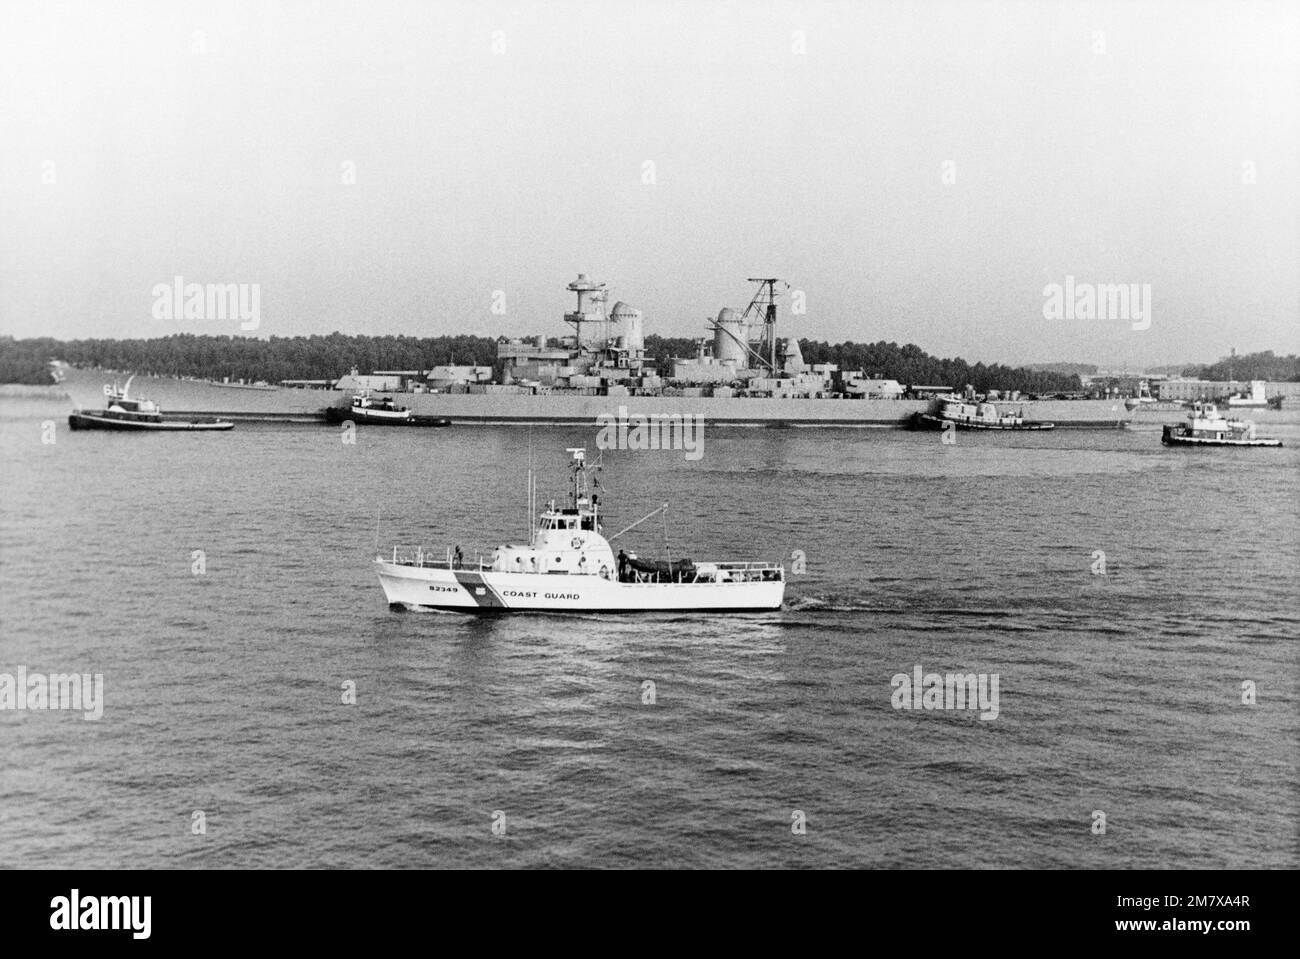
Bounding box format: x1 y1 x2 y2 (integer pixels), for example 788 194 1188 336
564 273 609 353
742 278 785 374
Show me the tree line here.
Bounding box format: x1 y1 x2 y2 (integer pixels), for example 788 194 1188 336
1183 351 1300 383
795 340 1084 394
0 333 499 386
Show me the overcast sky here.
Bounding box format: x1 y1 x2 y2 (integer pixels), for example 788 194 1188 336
1 0 1295 368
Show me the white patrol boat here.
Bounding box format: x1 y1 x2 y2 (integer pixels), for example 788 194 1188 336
374 448 785 613
1161 403 1282 447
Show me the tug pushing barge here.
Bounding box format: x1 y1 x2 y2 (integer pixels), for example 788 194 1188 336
50 275 1133 428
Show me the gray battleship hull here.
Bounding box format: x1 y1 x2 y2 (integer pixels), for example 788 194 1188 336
50 363 1135 428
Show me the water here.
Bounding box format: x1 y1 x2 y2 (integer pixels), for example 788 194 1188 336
2 398 1297 868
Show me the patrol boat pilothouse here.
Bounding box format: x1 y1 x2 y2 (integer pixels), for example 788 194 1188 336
374 448 785 613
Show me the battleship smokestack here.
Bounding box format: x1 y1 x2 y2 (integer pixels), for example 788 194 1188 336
713 308 747 367
610 301 644 352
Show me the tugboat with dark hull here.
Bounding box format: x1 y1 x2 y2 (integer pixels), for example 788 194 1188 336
913 395 1055 431
69 380 233 432
325 391 450 427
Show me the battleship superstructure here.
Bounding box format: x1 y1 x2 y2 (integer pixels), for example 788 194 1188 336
494 274 660 394
495 276 874 401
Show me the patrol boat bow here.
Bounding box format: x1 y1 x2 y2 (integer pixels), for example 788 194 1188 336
374 448 785 613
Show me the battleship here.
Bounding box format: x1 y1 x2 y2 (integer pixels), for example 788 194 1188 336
50 275 1134 428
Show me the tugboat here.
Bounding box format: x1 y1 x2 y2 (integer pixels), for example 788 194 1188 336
68 380 233 431
913 395 1055 431
324 391 450 426
1161 403 1282 447
1123 379 1159 410
1225 380 1268 409
374 448 785 613
325 391 416 425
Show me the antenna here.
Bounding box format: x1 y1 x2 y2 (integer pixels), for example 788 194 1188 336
565 448 587 509
742 278 785 373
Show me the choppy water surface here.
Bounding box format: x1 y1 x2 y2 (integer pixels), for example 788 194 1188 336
2 398 1297 868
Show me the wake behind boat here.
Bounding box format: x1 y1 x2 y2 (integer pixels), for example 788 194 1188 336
68 380 233 432
375 448 785 613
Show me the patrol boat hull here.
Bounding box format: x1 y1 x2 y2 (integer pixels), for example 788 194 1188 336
375 561 784 613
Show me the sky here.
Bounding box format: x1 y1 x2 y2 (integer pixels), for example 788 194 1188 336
1 0 1296 368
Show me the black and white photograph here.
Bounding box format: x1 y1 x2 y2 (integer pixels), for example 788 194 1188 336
0 0 1295 933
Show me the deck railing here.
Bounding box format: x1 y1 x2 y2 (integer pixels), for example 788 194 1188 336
386 546 492 571
383 547 785 582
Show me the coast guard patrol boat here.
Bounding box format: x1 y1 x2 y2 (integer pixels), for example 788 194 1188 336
374 448 785 613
